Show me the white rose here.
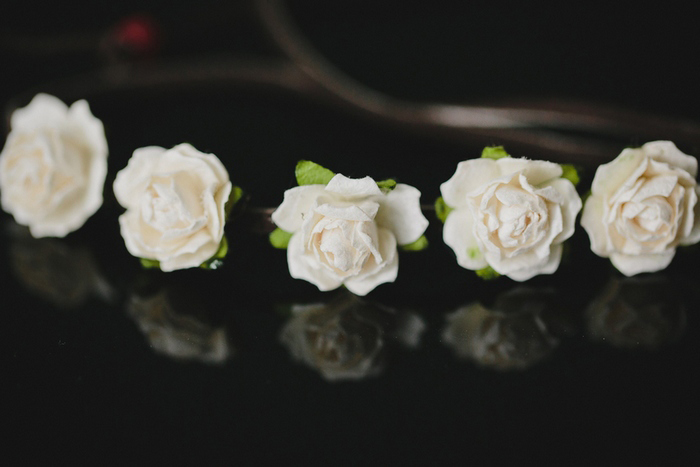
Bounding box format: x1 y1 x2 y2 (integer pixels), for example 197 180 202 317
440 156 582 281
0 93 108 237
581 141 700 276
271 174 429 296
113 143 232 272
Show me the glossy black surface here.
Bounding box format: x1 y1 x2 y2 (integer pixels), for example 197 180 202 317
3 2 699 463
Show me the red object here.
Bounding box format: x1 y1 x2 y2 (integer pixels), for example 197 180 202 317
111 14 161 57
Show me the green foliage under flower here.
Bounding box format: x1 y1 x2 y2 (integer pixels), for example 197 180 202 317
560 164 580 186
270 227 293 249
435 196 453 223
295 160 335 186
400 235 429 252
475 265 501 280
481 146 510 160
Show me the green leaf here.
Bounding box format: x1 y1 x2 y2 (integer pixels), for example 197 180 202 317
560 164 580 187
224 185 244 218
140 258 161 270
400 235 429 252
295 160 335 186
435 196 454 223
475 266 501 280
270 227 294 249
377 178 397 193
481 146 510 160
200 237 229 269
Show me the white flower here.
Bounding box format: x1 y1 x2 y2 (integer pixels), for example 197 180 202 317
440 156 582 281
581 141 700 276
271 174 429 295
113 143 232 272
0 93 108 237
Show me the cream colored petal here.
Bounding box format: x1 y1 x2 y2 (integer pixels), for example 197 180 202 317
591 149 646 196
443 208 488 270
541 178 582 244
497 158 563 185
113 146 166 208
345 228 399 296
11 94 68 130
610 250 675 276
680 185 700 245
271 185 326 232
174 143 230 186
160 239 219 272
581 195 612 257
287 232 344 291
325 174 381 197
440 159 500 208
503 244 563 282
375 183 429 245
643 141 698 178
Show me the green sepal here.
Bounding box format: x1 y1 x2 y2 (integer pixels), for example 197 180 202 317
560 164 580 187
295 160 335 186
435 196 454 223
400 235 429 252
377 178 397 193
270 227 294 249
200 236 229 269
481 146 510 160
140 258 161 269
475 266 501 280
224 185 244 218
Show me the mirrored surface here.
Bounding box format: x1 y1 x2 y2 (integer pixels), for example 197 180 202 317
2 1 699 463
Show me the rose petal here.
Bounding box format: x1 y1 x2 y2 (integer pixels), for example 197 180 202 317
113 146 166 208
540 178 582 244
287 232 344 291
679 189 700 247
643 141 698 178
11 94 68 130
315 199 380 222
344 228 398 296
271 185 327 233
440 159 500 208
504 244 563 281
325 174 382 197
443 208 488 270
496 158 563 185
592 148 647 196
610 250 675 276
581 194 613 256
375 183 429 245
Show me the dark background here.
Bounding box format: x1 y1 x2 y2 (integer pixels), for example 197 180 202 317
2 1 699 464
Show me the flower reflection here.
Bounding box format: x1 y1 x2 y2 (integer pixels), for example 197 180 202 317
126 289 231 364
7 223 114 309
442 288 561 371
585 275 686 349
279 292 425 382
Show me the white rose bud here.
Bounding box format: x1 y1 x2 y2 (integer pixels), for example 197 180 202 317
113 143 232 272
440 154 582 281
0 94 108 237
271 173 429 296
581 141 700 275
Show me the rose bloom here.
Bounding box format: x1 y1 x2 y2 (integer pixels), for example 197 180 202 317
0 94 108 237
271 174 429 295
581 141 700 276
441 157 581 281
113 143 231 271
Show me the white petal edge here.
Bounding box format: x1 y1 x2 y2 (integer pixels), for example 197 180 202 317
375 183 429 245
443 208 488 270
440 159 500 208
610 250 675 276
325 174 381 197
344 228 399 296
287 232 344 291
271 185 327 233
643 141 698 178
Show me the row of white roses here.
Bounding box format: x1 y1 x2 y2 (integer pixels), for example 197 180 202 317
1 94 699 295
